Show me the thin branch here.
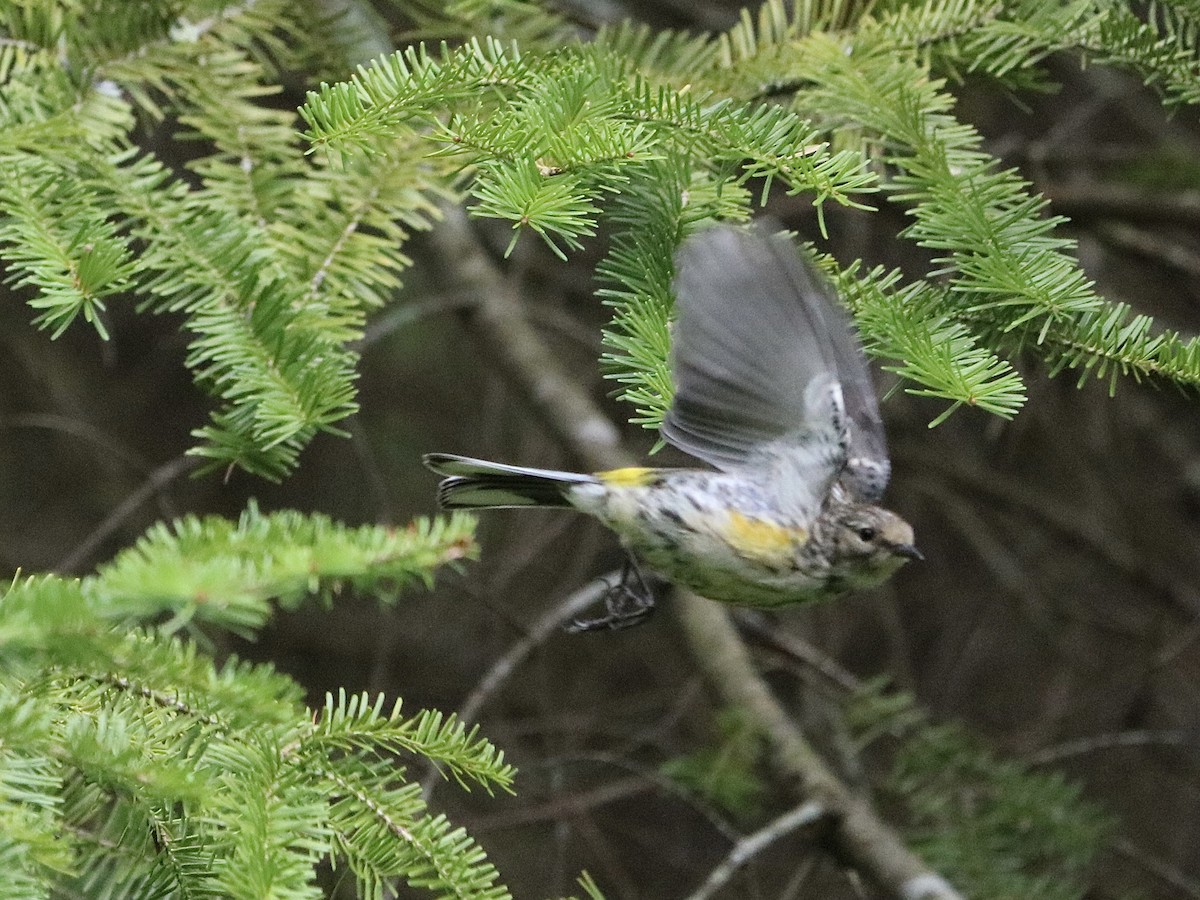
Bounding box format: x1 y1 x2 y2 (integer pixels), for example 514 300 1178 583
905 448 1199 617
420 575 613 800
677 592 962 900
1026 729 1191 767
468 774 655 832
55 454 199 573
358 291 479 349
427 206 963 899
1112 837 1200 900
0 412 151 471
427 206 626 470
459 577 613 725
685 801 827 900
1095 222 1200 277
734 610 863 693
552 751 744 843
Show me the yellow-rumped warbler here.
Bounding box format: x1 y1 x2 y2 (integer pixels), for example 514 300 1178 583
425 222 920 628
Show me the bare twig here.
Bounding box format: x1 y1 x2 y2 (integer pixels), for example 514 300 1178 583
0 412 151 471
906 449 1198 617
427 206 963 899
457 576 614 727
685 801 826 900
358 291 480 350
427 206 625 470
677 593 961 900
420 576 612 799
55 454 199 573
1095 222 1200 277
556 752 744 843
1027 729 1191 767
469 774 655 832
734 610 863 693
1112 837 1200 900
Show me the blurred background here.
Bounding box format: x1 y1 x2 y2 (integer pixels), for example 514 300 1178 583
2 1 1200 897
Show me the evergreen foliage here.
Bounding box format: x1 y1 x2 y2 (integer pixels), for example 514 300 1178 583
847 681 1113 900
0 0 448 479
659 707 768 821
0 507 522 899
3 0 1197 458
91 502 477 635
303 0 1200 431
662 682 1112 899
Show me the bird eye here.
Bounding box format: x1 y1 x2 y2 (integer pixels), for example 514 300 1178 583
856 526 877 542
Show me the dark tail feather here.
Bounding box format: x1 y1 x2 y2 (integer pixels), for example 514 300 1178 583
437 474 575 509
424 453 594 510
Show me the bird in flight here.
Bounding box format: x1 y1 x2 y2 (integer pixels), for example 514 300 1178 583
426 222 920 629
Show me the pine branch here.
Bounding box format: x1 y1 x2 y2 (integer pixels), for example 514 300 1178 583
703 0 1200 413
0 503 500 898
310 690 515 793
825 258 1027 423
0 158 133 339
0 1 454 479
848 682 1112 900
318 756 509 900
206 733 328 899
303 0 1200 426
89 502 476 636
594 162 752 430
3 3 1191 896
301 37 877 257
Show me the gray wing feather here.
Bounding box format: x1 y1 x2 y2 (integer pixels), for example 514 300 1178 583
825 314 891 502
664 222 890 501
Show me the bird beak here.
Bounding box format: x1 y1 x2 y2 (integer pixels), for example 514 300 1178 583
891 543 924 562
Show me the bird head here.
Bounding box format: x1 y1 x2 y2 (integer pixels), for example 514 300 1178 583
824 504 922 586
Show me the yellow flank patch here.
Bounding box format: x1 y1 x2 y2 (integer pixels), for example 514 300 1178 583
724 511 806 563
596 467 658 487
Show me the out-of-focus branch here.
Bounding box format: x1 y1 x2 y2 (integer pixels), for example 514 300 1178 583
685 801 825 900
735 609 863 692
1112 837 1200 900
677 594 960 900
56 454 199 573
425 205 962 900
1026 729 1189 767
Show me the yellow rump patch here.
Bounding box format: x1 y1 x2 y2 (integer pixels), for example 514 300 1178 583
724 511 807 564
596 467 658 487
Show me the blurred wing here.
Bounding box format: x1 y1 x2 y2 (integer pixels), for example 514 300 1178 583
664 222 890 500
750 373 851 520
819 289 891 502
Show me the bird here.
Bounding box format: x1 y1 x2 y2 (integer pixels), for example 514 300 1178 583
424 221 920 629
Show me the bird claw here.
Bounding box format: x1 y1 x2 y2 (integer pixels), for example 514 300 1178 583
566 559 657 633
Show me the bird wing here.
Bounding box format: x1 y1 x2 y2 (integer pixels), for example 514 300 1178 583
663 222 890 508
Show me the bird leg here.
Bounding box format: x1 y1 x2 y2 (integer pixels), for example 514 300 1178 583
566 556 656 633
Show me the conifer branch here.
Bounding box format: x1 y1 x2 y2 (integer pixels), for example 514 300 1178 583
89 503 476 635
697 0 1200 413
0 502 502 898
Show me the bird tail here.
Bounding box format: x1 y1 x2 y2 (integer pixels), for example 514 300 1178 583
423 453 596 509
